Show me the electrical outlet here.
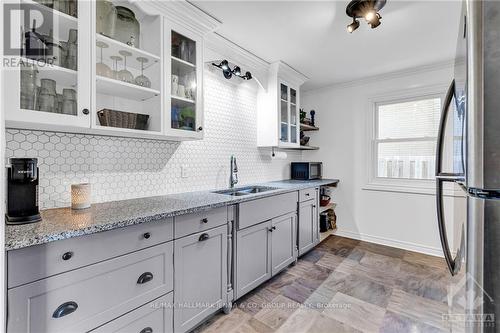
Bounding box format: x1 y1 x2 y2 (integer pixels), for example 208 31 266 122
181 165 188 178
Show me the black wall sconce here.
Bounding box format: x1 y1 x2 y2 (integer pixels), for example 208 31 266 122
346 0 386 33
212 60 252 81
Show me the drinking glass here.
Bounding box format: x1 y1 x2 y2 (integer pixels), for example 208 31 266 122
117 50 134 83
96 41 113 77
135 57 151 87
110 55 122 80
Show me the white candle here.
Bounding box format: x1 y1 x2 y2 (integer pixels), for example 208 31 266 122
71 183 91 210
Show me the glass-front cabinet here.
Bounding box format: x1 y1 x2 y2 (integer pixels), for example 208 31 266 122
3 0 212 140
279 82 299 146
165 21 203 139
4 0 92 130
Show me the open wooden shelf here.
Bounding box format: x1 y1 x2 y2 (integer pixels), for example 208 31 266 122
300 123 319 131
319 202 336 213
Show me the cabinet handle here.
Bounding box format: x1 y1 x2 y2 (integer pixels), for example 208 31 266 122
272 226 276 230
201 218 208 224
82 108 90 115
268 228 274 232
52 301 78 318
143 232 151 239
199 233 209 241
198 126 203 131
62 251 73 261
137 272 154 284
140 328 153 333
305 193 310 196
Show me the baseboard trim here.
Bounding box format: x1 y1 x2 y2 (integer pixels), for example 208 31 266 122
333 229 444 258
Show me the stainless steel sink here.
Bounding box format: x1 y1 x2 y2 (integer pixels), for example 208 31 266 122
213 186 279 196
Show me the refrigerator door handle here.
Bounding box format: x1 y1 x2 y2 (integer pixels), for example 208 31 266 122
436 178 462 275
435 79 462 276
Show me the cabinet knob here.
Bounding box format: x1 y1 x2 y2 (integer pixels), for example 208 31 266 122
198 126 203 131
82 108 90 115
62 251 73 261
201 218 208 224
52 301 78 318
140 328 153 333
313 205 316 208
272 226 276 230
137 272 154 284
143 232 151 239
305 193 310 196
199 233 209 241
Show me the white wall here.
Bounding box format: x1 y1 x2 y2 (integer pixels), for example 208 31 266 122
302 62 461 256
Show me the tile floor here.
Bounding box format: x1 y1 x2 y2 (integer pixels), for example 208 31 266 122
195 235 466 333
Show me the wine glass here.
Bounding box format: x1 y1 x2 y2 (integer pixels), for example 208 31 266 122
117 50 134 83
96 41 112 78
110 55 122 80
135 57 151 88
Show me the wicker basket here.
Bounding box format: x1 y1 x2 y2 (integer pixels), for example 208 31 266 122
98 109 149 130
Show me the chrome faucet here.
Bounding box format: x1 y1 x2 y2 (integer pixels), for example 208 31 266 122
230 155 238 188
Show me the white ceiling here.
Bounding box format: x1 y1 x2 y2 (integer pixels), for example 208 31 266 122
192 0 462 91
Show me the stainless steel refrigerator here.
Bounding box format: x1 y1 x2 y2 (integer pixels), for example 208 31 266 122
436 0 500 332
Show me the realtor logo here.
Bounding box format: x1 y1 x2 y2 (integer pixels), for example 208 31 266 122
3 3 54 57
444 272 495 328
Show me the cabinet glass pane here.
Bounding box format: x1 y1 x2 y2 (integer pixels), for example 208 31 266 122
281 123 288 142
171 31 197 131
290 105 297 125
280 84 288 101
20 0 79 116
94 4 162 132
280 100 288 125
290 88 296 105
291 125 297 143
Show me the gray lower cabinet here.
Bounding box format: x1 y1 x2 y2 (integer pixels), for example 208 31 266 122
298 199 318 256
235 220 272 299
174 225 228 333
91 293 173 333
271 212 297 275
7 242 173 333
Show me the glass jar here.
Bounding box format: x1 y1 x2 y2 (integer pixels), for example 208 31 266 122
96 0 116 38
111 6 140 48
20 63 38 110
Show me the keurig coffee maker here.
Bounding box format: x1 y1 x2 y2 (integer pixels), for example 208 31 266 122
6 158 42 224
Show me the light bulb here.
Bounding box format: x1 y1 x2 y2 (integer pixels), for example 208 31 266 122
347 19 360 33
365 10 376 22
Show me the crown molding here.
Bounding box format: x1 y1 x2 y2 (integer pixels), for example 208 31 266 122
303 59 455 95
270 61 309 87
204 32 270 88
142 0 220 36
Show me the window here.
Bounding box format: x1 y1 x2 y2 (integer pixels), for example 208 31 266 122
374 96 441 181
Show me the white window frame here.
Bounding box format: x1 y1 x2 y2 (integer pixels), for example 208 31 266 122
364 84 448 195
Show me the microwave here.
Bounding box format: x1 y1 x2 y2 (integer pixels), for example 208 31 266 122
291 162 323 180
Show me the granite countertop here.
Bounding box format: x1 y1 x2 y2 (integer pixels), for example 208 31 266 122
5 179 339 251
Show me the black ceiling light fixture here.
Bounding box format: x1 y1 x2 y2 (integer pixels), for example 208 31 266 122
346 0 386 33
212 60 252 81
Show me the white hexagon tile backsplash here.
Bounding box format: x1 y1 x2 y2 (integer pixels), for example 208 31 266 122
6 73 302 209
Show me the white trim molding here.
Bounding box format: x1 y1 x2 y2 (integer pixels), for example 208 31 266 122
334 229 445 257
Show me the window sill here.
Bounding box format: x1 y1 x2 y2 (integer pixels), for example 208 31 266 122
363 180 465 197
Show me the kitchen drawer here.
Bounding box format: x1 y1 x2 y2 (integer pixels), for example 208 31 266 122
299 187 318 202
91 293 173 333
7 218 173 288
174 207 227 239
7 242 173 333
238 191 298 230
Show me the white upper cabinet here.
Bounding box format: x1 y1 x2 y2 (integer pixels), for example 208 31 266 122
4 0 92 131
164 21 204 140
257 61 308 148
3 0 217 141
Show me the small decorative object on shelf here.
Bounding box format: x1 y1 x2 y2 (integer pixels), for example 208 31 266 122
300 131 310 146
300 108 306 123
310 109 316 127
112 6 140 48
71 183 91 210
